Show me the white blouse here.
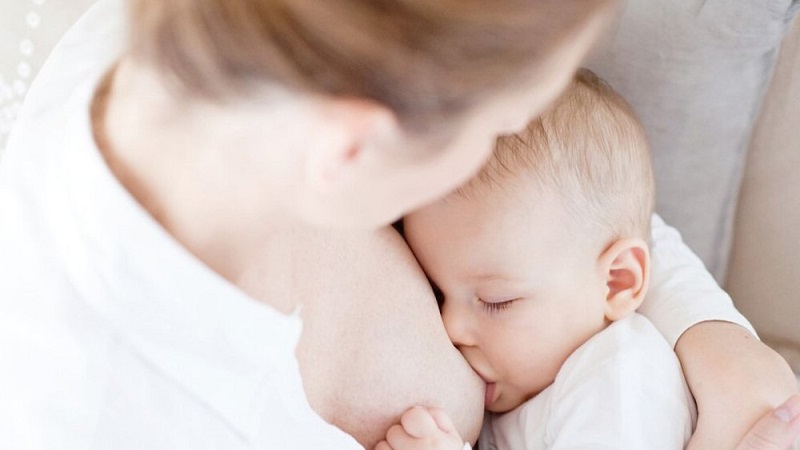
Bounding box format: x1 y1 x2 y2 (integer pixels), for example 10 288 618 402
0 1 360 448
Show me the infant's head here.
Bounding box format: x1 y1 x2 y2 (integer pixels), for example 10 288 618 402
404 69 654 413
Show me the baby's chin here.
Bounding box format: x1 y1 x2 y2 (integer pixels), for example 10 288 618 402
486 396 525 414
487 390 541 414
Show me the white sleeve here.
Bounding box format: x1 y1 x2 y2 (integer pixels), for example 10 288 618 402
544 316 695 450
639 213 757 348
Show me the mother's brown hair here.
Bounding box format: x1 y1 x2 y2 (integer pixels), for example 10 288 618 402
129 0 615 132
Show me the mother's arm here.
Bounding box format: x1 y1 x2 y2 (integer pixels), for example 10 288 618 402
677 322 799 449
640 215 799 449
292 226 484 449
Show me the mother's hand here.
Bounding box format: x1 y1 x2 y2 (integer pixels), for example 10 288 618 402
736 395 800 450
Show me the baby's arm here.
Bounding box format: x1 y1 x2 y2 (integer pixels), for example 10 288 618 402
641 214 799 449
374 406 470 450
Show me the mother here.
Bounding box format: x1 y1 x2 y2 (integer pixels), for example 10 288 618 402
0 0 797 449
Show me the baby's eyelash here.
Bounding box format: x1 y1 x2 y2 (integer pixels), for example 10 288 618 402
480 299 515 314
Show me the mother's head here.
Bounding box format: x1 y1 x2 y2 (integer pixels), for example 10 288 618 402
126 0 615 228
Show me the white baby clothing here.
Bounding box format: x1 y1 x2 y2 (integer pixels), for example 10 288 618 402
479 314 696 450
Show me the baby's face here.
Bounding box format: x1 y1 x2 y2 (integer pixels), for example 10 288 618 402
405 185 609 413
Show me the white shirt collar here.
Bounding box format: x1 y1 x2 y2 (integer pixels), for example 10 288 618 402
39 63 304 440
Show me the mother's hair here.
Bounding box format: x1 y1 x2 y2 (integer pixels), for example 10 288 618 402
128 0 615 132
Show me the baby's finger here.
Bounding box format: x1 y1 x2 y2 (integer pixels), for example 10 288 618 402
400 405 440 438
374 440 394 450
386 423 416 448
427 407 457 434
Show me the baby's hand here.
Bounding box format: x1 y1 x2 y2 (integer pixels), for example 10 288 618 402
374 406 467 450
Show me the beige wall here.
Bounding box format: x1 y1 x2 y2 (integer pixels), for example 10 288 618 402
727 16 800 374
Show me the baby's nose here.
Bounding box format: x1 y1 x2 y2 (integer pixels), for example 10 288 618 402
440 301 475 348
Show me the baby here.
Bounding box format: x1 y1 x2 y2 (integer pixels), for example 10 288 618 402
376 69 696 450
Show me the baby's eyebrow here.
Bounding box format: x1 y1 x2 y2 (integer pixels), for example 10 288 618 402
468 272 526 284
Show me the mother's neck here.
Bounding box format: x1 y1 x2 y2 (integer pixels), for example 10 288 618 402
95 56 320 305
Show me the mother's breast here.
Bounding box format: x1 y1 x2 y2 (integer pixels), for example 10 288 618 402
294 225 484 448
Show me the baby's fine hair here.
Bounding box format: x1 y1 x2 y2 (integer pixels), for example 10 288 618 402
459 69 655 244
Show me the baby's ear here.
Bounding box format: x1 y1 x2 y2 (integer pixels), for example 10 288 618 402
598 238 650 322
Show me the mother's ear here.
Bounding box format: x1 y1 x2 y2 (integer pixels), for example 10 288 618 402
304 97 398 195
598 238 650 322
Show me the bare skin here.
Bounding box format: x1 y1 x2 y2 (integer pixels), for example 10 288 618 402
236 225 484 448
678 321 800 449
